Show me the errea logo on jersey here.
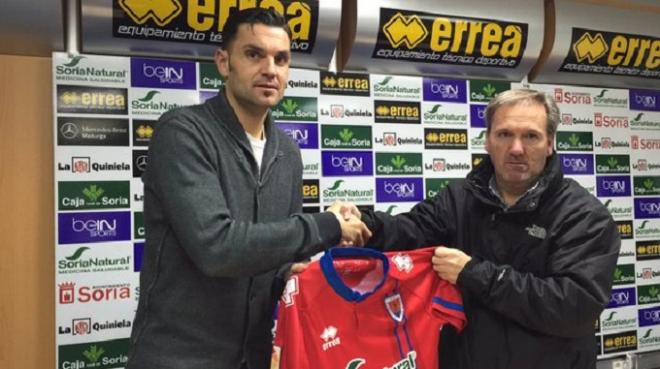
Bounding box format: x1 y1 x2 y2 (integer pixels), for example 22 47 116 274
320 326 341 351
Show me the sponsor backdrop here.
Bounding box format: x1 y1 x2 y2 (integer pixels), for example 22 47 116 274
53 52 660 367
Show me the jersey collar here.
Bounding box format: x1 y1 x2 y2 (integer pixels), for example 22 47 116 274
320 247 389 302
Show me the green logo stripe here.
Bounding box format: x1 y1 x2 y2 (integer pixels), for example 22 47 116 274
272 97 318 121
375 153 423 175
58 338 130 369
134 212 145 239
65 247 90 261
469 80 510 102
595 155 630 174
638 284 660 305
199 62 224 89
58 181 130 210
321 125 372 149
612 264 635 285
425 178 461 199
634 176 660 196
556 131 593 151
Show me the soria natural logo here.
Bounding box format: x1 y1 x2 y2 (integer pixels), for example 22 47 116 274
67 247 90 261
64 55 85 67
327 180 344 191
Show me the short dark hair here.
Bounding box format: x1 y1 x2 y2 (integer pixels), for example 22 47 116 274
222 7 292 50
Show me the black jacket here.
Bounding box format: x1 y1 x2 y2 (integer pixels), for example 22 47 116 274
126 92 340 369
362 154 620 369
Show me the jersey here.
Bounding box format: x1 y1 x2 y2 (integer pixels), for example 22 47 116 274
272 247 466 369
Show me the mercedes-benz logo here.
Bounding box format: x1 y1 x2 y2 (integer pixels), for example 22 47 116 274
60 122 79 139
135 155 149 171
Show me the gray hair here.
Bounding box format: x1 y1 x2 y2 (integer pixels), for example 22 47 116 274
484 88 560 138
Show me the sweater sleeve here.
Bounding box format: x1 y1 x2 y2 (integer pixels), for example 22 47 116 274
457 202 621 337
145 115 341 278
362 185 458 251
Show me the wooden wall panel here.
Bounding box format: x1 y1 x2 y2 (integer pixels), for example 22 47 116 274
0 54 54 369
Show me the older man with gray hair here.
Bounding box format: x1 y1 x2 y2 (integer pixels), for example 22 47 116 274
346 88 620 369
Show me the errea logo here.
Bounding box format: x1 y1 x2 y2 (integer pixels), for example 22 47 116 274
382 13 428 49
320 326 341 351
118 0 182 26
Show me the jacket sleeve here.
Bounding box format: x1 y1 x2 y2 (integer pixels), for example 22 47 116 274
457 204 621 337
362 186 457 251
145 116 341 278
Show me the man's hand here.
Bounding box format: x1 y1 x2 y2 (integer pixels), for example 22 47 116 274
326 202 371 246
432 246 471 284
336 215 372 247
326 201 361 220
284 262 309 281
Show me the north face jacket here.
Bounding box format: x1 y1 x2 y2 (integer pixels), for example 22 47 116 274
362 153 621 369
126 91 341 369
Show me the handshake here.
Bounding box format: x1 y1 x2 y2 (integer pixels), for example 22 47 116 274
326 201 372 247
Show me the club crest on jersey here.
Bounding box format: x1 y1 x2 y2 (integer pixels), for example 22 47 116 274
391 253 413 273
385 293 404 322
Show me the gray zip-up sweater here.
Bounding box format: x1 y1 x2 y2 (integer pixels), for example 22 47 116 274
126 91 341 369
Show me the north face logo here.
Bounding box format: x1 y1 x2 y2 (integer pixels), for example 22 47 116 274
525 224 547 239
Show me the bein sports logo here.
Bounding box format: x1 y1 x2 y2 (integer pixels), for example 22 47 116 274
322 151 372 176
630 89 658 111
423 79 466 103
332 156 362 172
469 104 487 128
143 64 184 84
278 123 318 149
376 178 423 203
607 288 635 308
385 181 416 198
131 58 195 89
58 212 131 244
596 176 631 197
636 198 660 218
560 154 593 175
639 307 660 327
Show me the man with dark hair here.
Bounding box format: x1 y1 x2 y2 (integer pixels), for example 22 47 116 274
126 7 369 369
343 88 620 369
